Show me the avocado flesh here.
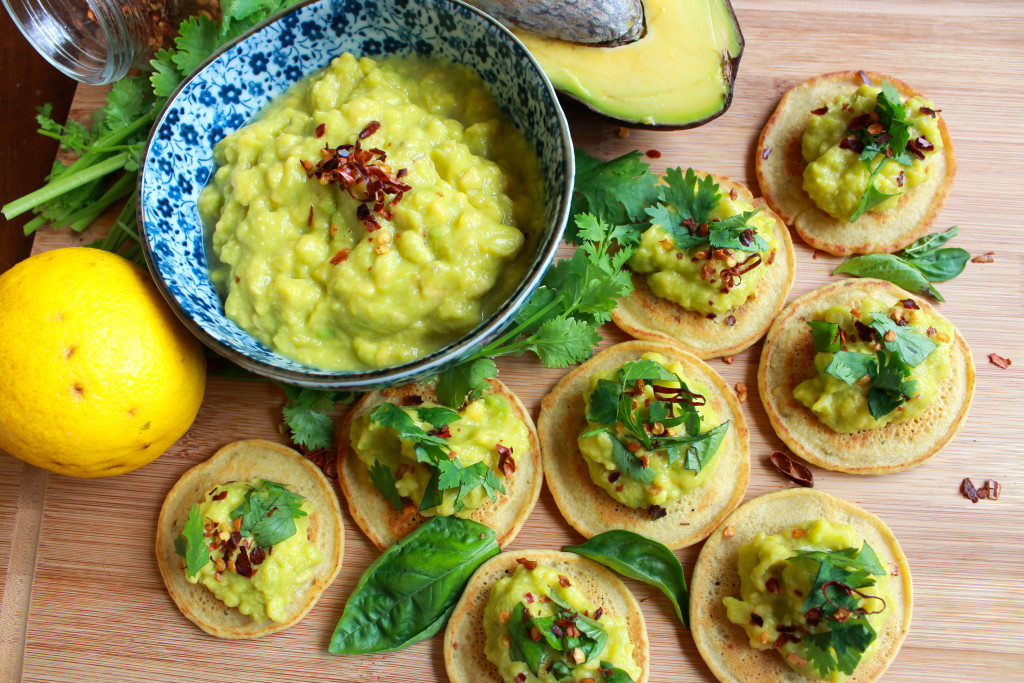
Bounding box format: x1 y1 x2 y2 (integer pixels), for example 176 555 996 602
512 0 744 129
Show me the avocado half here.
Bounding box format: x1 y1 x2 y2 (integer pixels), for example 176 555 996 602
503 0 744 130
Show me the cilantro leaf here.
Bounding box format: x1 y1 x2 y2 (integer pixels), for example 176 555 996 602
807 320 841 353
599 662 637 683
416 406 461 427
230 481 307 548
279 384 354 450
570 149 659 244
171 15 221 76
436 461 504 511
824 350 876 384
369 460 404 510
175 503 211 579
868 313 937 366
606 433 656 485
659 166 719 226
586 379 623 426
435 357 497 410
525 316 603 368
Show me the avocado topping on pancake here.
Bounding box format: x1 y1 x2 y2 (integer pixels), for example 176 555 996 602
350 393 529 517
484 561 642 683
723 519 893 682
802 81 944 223
579 352 729 510
794 297 952 433
175 480 322 624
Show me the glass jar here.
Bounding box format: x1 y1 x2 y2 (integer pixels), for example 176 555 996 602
2 0 212 85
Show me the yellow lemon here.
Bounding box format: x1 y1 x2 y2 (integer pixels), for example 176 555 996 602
0 248 206 477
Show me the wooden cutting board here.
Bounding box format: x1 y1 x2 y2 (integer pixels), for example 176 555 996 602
2 1 1023 681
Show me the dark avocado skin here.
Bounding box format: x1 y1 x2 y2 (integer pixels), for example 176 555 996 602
494 0 745 131
468 0 646 46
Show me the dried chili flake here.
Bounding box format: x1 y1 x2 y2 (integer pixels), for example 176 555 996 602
250 545 267 565
608 471 621 483
972 252 995 264
765 577 780 594
427 424 452 439
750 613 764 627
594 607 603 620
769 451 814 487
920 106 941 117
211 490 228 501
359 121 380 139
847 114 871 131
762 147 772 160
524 592 534 604
646 149 662 159
961 477 980 502
516 557 538 570
515 675 526 683
725 315 737 326
497 443 516 478
234 546 255 578
558 575 571 587
911 136 934 152
896 170 905 187
315 123 326 138
647 504 668 520
979 480 1002 500
773 632 801 649
722 355 735 365
307 205 314 227
401 394 424 406
811 106 829 116
989 353 1012 369
330 248 350 265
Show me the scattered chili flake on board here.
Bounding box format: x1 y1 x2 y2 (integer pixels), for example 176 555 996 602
989 353 1012 369
972 252 995 263
770 451 815 487
616 126 630 139
961 478 980 503
722 356 735 365
979 480 1002 500
646 149 662 159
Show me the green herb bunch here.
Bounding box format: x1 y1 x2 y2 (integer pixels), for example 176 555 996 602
835 226 971 301
786 542 889 677
174 479 307 579
366 403 505 514
582 358 729 484
2 0 304 261
807 305 938 420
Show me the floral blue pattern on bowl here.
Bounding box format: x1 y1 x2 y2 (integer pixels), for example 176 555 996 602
139 0 573 390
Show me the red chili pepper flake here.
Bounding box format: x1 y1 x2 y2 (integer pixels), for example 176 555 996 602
427 424 452 439
706 312 717 320
866 122 885 135
315 123 326 138
516 557 538 570
810 106 828 116
250 545 267 565
773 632 801 649
722 355 735 365
961 478 981 503
972 252 995 264
761 147 772 160
847 113 871 131
989 353 1012 369
646 149 661 159
926 326 937 337
515 674 526 683
858 70 872 85
911 136 934 152
906 143 925 161
724 315 736 326
750 613 764 627
330 248 350 265
524 592 534 604
647 504 667 520
594 607 603 620
769 451 814 488
558 575 571 587
919 106 941 117
979 479 1002 500
765 577 780 594
211 490 228 501
895 170 905 188
234 546 256 578
497 443 515 478
359 120 380 139
307 205 314 227
607 471 621 483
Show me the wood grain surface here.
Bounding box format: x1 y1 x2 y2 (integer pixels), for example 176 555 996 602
2 1 1024 681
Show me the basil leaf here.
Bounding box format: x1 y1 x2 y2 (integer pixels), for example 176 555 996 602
328 516 499 654
599 662 637 683
176 502 211 580
850 158 900 223
903 247 970 282
576 614 609 661
508 602 548 675
900 225 959 258
824 351 875 385
617 358 677 384
674 421 729 473
416 406 461 427
564 530 690 629
369 460 403 511
435 357 497 409
833 253 940 300
807 320 841 353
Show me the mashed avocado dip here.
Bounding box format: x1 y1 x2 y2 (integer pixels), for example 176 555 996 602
628 191 779 315
350 394 529 516
188 481 322 623
199 53 543 370
578 352 727 509
484 562 642 683
723 519 893 682
802 83 943 222
794 298 951 433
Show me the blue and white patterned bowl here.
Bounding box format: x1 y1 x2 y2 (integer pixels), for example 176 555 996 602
139 0 573 391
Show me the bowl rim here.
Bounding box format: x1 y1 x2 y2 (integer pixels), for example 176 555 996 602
137 0 574 390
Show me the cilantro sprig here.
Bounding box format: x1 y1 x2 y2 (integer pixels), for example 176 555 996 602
809 310 938 419
787 542 888 678
581 359 729 478
230 480 308 548
174 503 212 579
848 81 918 222
368 403 504 513
3 0 304 259
834 226 970 302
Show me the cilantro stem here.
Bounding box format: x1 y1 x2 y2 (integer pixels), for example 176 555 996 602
475 295 563 359
2 152 131 220
65 174 135 232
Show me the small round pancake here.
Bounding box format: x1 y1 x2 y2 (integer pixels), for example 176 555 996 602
756 71 955 255
155 439 344 639
445 550 650 683
759 278 974 474
338 379 542 550
538 340 750 549
691 488 912 683
612 173 796 359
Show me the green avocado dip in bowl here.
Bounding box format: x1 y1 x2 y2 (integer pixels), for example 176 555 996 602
139 0 573 390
